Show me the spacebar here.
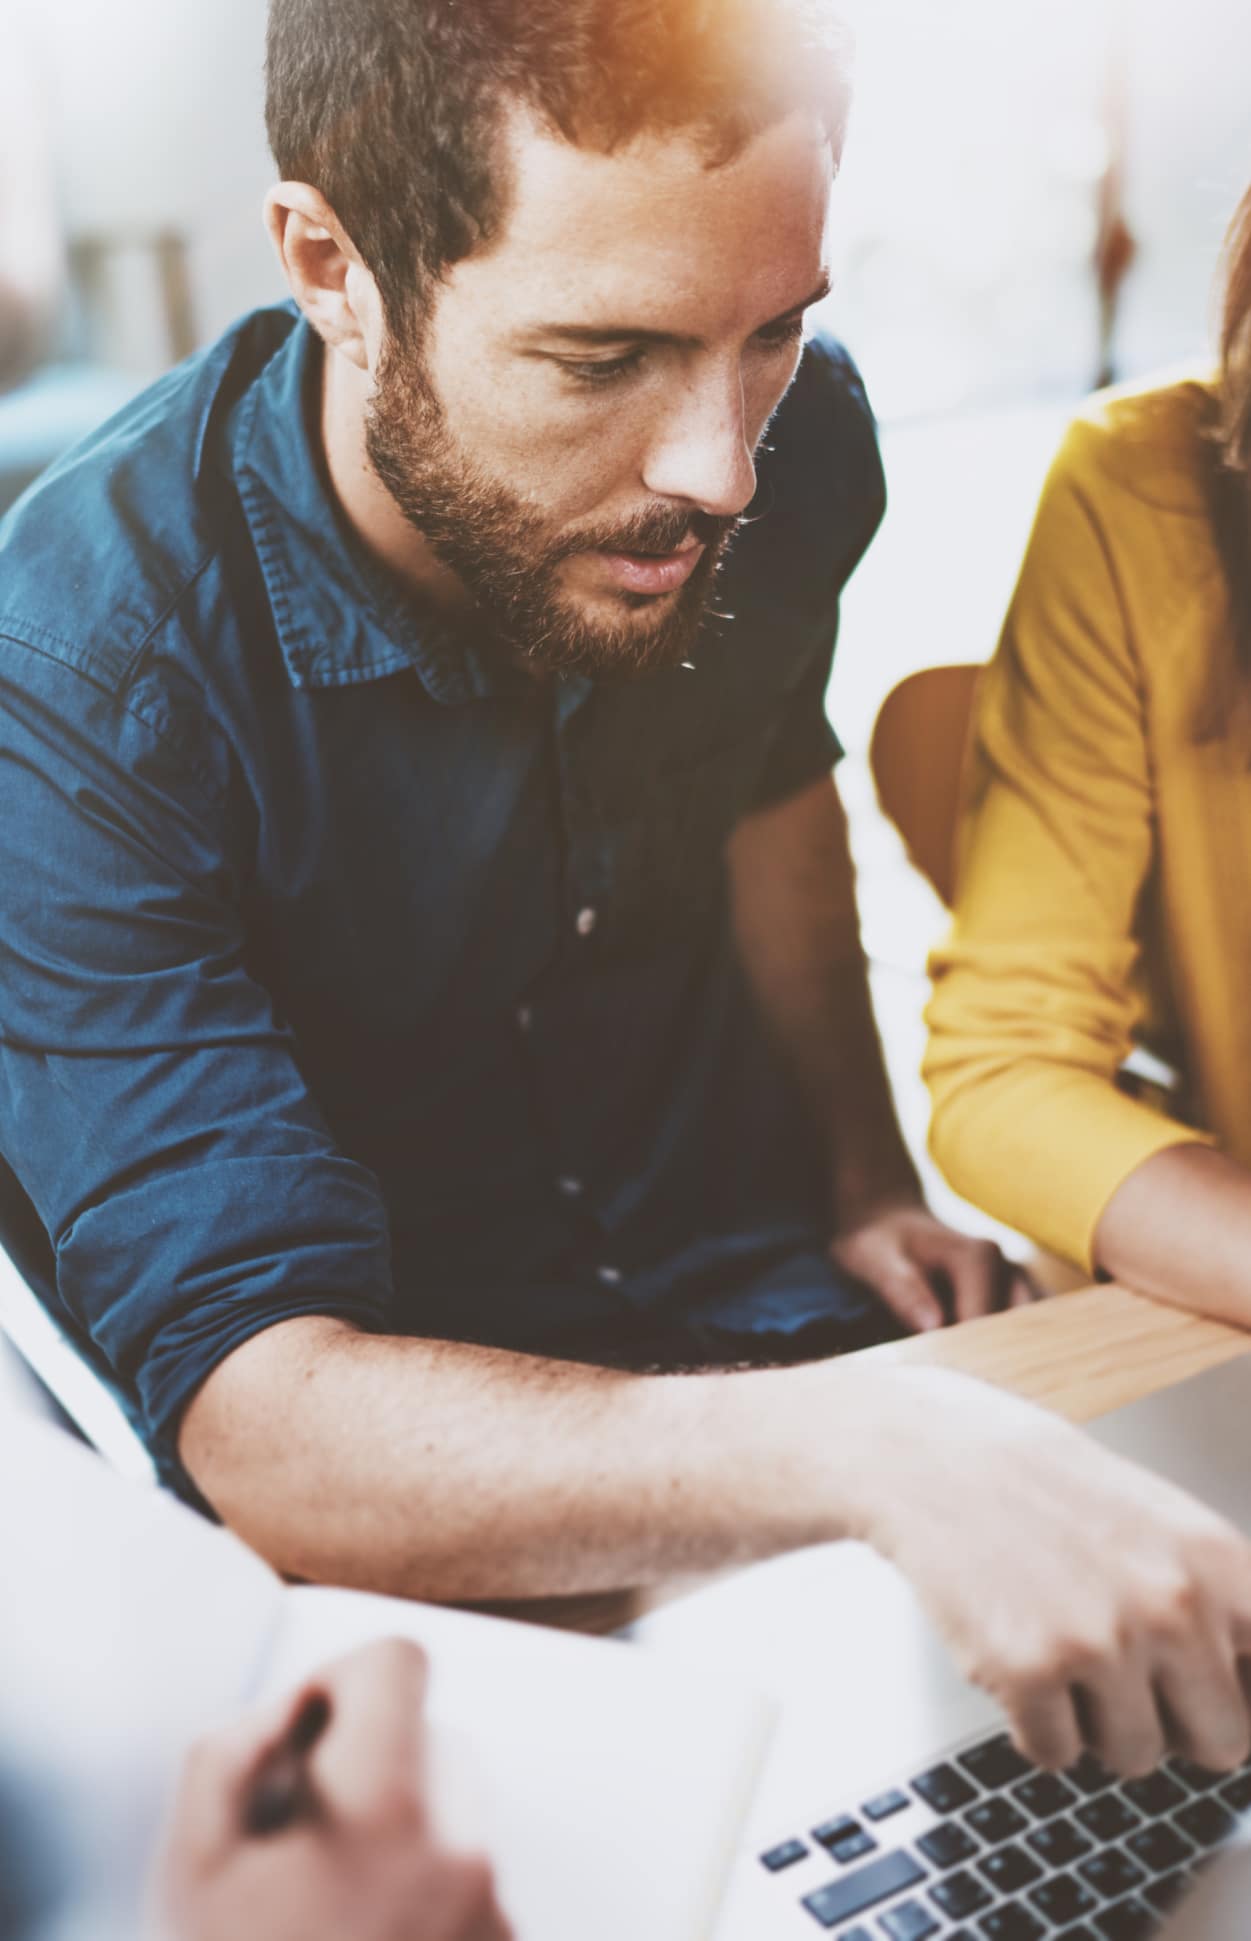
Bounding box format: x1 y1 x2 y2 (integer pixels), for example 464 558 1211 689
801 1850 927 1928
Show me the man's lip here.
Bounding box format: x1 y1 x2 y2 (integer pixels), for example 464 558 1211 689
592 538 705 595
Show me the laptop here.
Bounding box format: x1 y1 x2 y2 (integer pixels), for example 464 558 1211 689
637 1350 1251 1940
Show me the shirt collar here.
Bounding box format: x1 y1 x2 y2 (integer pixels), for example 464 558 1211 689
232 308 533 705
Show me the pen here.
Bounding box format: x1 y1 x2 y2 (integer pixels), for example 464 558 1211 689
242 1691 332 1837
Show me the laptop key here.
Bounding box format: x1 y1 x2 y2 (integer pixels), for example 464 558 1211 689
863 1789 910 1822
759 1837 807 1872
1091 1900 1154 1940
976 1841 1044 1894
911 1763 978 1814
1013 1771 1078 1819
880 1901 940 1940
930 1868 993 1919
958 1735 1035 1791
975 1906 1046 1939
1175 1796 1238 1848
1124 1822 1194 1874
965 1798 1029 1845
799 1851 927 1929
1220 1768 1251 1813
1168 1756 1225 1791
829 1829 877 1865
812 1814 860 1850
1028 1870 1100 1925
1073 1796 1141 1843
1025 1815 1093 1868
917 1822 979 1870
1076 1850 1149 1901
1141 1869 1193 1916
1065 1754 1116 1797
1121 1770 1186 1817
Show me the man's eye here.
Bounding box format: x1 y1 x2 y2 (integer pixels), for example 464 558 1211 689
755 317 807 352
561 349 647 386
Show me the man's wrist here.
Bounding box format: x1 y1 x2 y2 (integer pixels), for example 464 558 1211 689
831 1160 924 1234
711 1356 944 1555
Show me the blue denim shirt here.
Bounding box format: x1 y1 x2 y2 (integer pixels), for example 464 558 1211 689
0 306 885 1488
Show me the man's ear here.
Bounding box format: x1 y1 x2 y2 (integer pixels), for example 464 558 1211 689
264 183 379 371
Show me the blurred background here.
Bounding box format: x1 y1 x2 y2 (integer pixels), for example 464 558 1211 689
3 0 1251 1238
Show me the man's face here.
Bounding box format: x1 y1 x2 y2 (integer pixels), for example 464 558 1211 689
366 106 833 678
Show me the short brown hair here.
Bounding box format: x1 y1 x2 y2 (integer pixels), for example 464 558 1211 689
265 0 852 323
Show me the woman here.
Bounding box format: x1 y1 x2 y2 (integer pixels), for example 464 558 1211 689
925 184 1251 1324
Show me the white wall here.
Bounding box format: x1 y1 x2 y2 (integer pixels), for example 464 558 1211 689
20 0 1251 400
25 0 280 361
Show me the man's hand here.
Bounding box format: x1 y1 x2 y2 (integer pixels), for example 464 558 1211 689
156 1640 513 1941
830 1195 1037 1332
851 1366 1251 1774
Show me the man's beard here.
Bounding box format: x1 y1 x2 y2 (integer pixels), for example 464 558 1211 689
365 334 740 679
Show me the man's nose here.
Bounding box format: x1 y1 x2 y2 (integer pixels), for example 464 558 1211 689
640 369 758 519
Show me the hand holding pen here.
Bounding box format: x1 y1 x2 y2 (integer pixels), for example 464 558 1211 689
155 1638 513 1941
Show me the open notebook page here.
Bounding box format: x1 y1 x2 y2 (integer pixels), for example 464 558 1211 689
267 1581 774 1941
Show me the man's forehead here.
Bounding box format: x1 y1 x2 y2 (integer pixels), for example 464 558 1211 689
451 102 833 330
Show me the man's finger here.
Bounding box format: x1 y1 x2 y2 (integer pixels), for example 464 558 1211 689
872 1260 945 1334
1075 1667 1166 1778
1154 1654 1251 1774
1006 1269 1041 1308
939 1239 1001 1322
1007 1681 1084 1773
308 1639 431 1827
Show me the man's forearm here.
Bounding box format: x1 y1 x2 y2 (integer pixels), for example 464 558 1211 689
1094 1142 1251 1330
728 774 919 1220
181 1318 897 1601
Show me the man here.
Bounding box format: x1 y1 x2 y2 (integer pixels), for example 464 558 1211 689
2 0 1251 1778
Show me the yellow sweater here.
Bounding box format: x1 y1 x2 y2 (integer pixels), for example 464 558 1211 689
924 371 1251 1270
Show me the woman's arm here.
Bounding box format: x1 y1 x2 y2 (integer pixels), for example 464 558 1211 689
924 411 1210 1271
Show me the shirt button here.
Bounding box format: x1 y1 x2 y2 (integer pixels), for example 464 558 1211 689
556 1176 584 1199
596 1264 623 1287
575 906 598 938
516 1004 533 1032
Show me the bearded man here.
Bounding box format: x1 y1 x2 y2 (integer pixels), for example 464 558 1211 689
4 0 1251 1780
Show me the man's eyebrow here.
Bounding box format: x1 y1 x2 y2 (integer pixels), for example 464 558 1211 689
521 274 833 348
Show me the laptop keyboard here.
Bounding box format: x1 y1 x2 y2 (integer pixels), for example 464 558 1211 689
758 1722 1251 1937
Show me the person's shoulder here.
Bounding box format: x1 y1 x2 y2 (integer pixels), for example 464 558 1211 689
1055 365 1218 520
769 331 882 501
741 331 885 613
0 305 298 695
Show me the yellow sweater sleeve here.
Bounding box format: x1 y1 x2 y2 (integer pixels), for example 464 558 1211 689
923 416 1210 1270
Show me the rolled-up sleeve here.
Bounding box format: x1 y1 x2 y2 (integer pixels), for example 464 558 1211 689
749 633 845 810
0 637 392 1473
